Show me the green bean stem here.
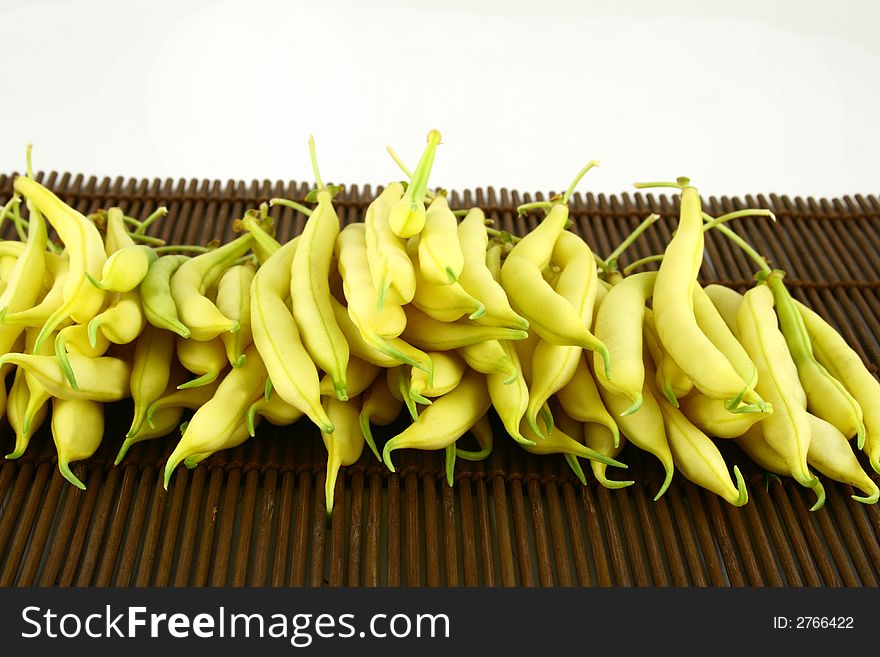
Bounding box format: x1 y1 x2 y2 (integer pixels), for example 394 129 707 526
26 144 34 178
632 178 687 190
623 254 665 275
0 195 21 236
606 213 660 270
153 244 212 255
308 134 325 192
129 233 166 246
707 220 772 274
133 206 168 235
12 196 28 241
516 200 554 215
385 145 438 201
269 198 313 216
562 160 601 204
701 208 775 233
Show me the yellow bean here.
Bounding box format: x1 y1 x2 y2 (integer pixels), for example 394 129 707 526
322 395 365 516
735 423 826 511
737 284 816 489
164 344 267 486
51 397 104 490
0 352 130 402
383 368 490 471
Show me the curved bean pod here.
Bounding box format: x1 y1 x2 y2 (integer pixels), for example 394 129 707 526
796 299 880 474
250 237 332 433
736 284 817 489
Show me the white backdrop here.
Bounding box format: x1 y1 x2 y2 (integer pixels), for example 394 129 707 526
2 0 879 199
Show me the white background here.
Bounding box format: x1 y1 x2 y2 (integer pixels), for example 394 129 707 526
2 0 879 199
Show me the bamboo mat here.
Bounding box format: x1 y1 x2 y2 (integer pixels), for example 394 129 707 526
0 172 879 588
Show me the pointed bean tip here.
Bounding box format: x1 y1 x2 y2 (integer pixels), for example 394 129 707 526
59 461 86 491
809 481 827 511
526 414 545 441
162 463 177 491
662 387 680 408
654 463 675 501
382 444 396 473
798 472 820 489
444 446 456 487
468 305 486 320
733 465 749 506
564 454 587 486
852 487 880 505
611 427 621 449
245 408 257 437
87 317 101 349
113 446 128 466
620 395 643 417
411 391 432 406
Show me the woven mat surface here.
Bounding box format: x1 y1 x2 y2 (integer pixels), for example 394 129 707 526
0 172 879 587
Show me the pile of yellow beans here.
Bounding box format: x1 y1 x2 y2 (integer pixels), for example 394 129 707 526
1 135 877 515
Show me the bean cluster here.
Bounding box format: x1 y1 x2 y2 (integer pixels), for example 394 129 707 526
1 136 878 515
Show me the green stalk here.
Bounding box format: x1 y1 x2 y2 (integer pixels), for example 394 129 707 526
239 215 281 257
593 253 614 275
632 178 687 191
606 213 660 270
133 206 168 235
129 233 166 246
308 134 325 192
623 254 664 275
0 195 21 235
385 145 437 201
12 196 28 241
17 145 44 246
153 244 212 255
708 220 772 274
562 160 600 204
516 200 554 216
485 227 521 243
401 129 442 208
26 144 34 178
269 198 313 216
701 209 775 233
